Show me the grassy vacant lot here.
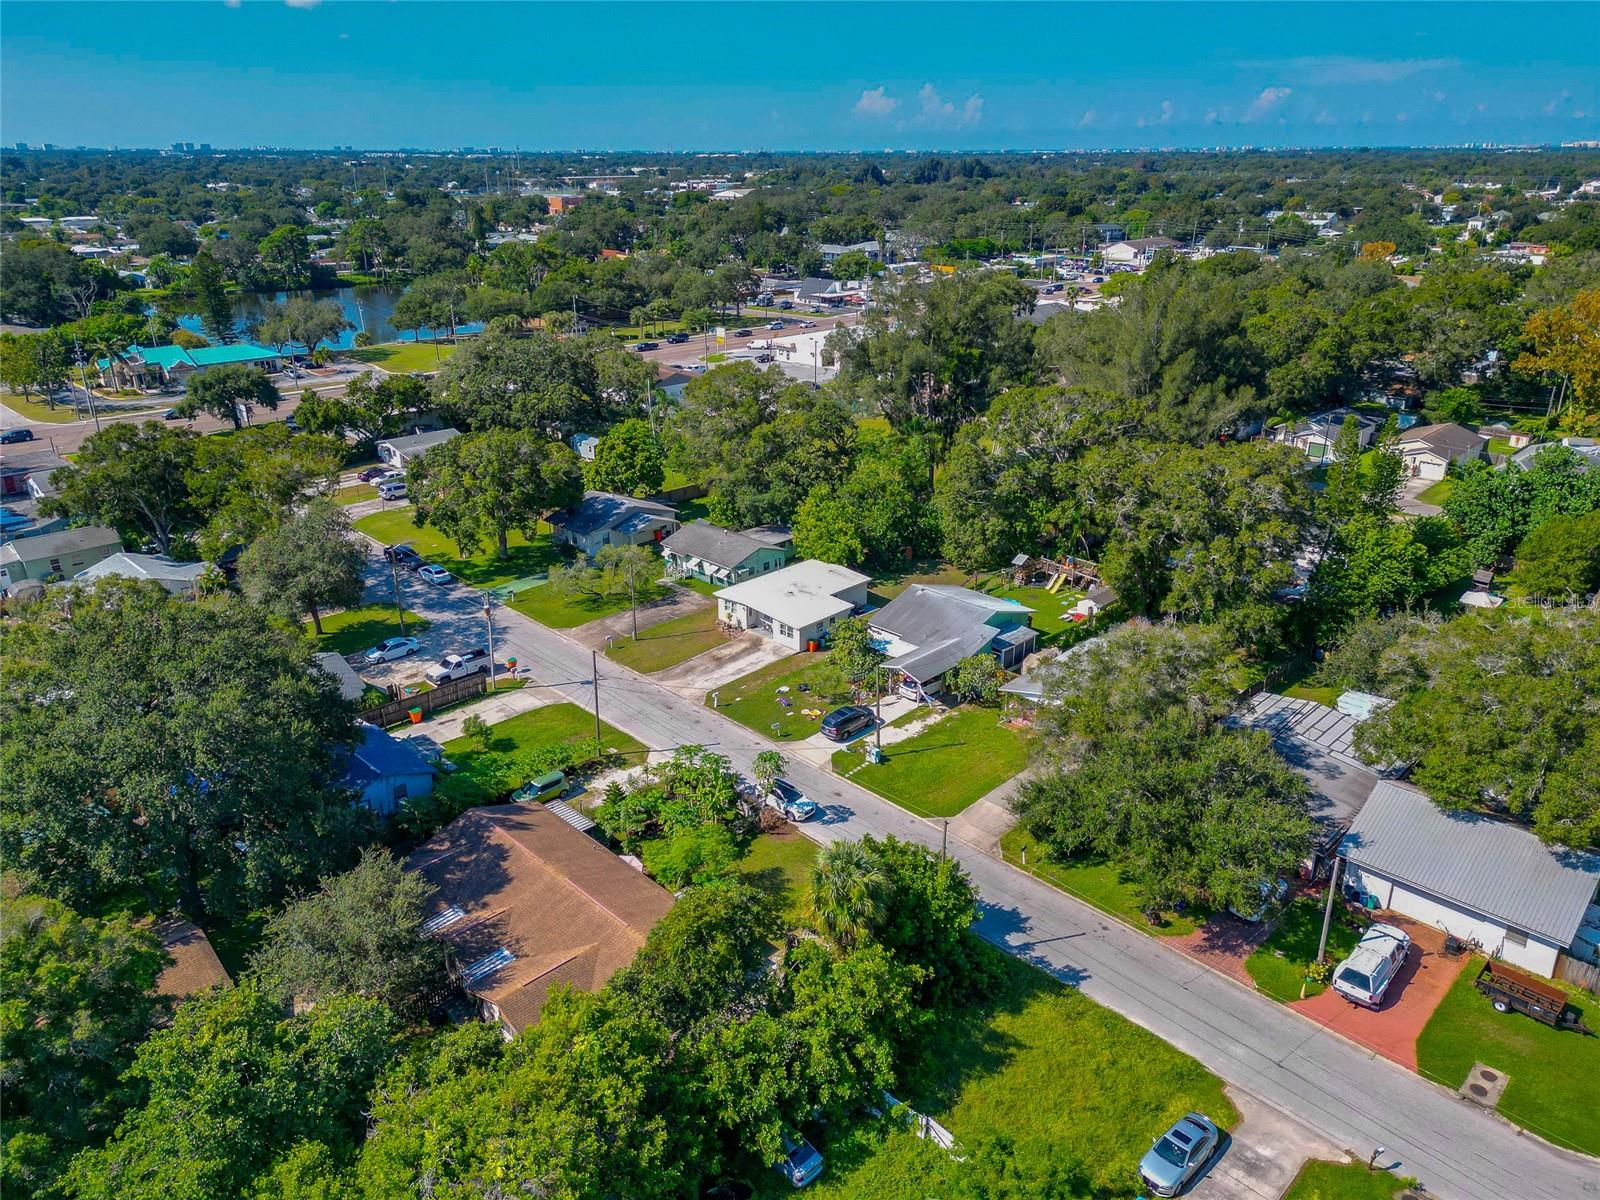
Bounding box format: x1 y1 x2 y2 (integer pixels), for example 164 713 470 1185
605 605 728 672
708 651 851 742
510 581 667 630
1417 477 1455 505
2 392 89 422
1281 1160 1413 1200
335 482 377 504
347 340 458 374
776 950 1237 1199
999 828 1209 936
308 603 429 656
353 508 564 590
435 702 649 808
868 560 972 604
832 705 1029 818
1416 958 1600 1156
736 831 818 928
1245 894 1362 1002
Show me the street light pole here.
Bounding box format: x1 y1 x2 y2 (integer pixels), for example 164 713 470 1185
590 649 603 745
389 553 407 635
482 595 497 691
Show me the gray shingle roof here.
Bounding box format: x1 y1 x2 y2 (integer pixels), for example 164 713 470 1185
379 427 461 458
872 585 1034 681
1342 781 1600 945
549 491 677 539
0 524 121 563
661 521 768 571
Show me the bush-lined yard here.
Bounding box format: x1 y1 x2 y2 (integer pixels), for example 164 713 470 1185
735 832 819 928
307 603 429 656
353 508 564 590
605 605 729 672
832 705 1029 818
1245 894 1362 1002
998 828 1209 936
1416 957 1600 1156
767 950 1237 1199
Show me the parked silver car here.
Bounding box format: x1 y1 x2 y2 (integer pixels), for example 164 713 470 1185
1139 1112 1219 1197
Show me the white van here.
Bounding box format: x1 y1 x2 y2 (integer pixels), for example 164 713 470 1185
1332 922 1412 1008
377 479 408 501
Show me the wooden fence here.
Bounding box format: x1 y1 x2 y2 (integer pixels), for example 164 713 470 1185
1554 952 1600 996
655 482 708 505
360 673 486 729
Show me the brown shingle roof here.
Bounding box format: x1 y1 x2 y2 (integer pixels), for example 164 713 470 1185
153 919 232 1003
406 804 673 1033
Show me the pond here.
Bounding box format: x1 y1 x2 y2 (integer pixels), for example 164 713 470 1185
172 285 484 350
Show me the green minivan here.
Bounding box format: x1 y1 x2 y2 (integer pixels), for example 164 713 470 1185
512 770 567 804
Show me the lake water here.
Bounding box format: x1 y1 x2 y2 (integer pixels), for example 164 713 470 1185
173 285 484 349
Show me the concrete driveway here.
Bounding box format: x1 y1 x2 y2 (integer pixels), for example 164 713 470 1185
567 584 710 651
1190 1087 1346 1200
1398 476 1444 516
657 631 794 696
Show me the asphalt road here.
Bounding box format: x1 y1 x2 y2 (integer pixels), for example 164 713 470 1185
368 548 1600 1200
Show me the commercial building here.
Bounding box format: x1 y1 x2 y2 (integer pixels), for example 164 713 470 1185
96 342 284 389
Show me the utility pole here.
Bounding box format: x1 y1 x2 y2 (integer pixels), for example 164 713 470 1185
389 553 407 635
591 649 602 745
1316 856 1344 967
481 595 497 691
941 819 949 859
873 664 883 749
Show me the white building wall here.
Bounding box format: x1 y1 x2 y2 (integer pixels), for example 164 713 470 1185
1346 864 1563 976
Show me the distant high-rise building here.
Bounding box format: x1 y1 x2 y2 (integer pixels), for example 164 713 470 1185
199 143 211 151
41 143 55 151
13 142 27 151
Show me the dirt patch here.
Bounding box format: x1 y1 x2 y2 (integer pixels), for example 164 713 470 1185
566 584 710 650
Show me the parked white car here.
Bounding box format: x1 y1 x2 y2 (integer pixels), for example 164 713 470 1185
363 636 421 664
1332 922 1412 1008
377 479 408 501
424 648 491 685
417 564 454 586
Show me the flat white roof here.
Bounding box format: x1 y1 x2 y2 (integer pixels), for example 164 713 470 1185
714 559 869 628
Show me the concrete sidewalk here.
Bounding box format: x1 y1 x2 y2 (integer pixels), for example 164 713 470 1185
403 672 557 743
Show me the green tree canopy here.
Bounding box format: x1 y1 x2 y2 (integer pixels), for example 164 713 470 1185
42 420 201 555
408 428 582 558
586 417 665 497
177 362 280 430
238 498 366 634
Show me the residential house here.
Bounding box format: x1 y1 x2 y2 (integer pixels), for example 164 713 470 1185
568 433 600 461
338 720 437 817
1510 437 1600 473
868 584 1039 699
1341 781 1600 977
547 491 679 558
1273 408 1385 463
75 552 210 597
0 525 122 590
818 240 882 266
660 521 792 586
407 803 674 1037
97 342 284 390
1238 692 1380 855
375 426 461 469
657 369 695 403
313 651 368 703
1394 422 1483 480
1101 236 1178 266
714 559 871 651
153 919 232 1009
0 448 68 499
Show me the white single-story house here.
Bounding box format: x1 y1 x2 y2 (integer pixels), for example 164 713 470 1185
714 559 871 651
818 239 882 265
376 427 461 468
868 584 1038 699
0 525 122 589
339 721 437 817
1273 408 1386 463
660 521 792 586
546 491 679 558
75 552 210 598
1341 781 1600 978
1101 236 1178 266
1394 422 1483 480
1068 583 1118 621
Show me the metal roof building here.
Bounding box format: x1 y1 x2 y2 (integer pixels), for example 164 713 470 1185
1341 781 1600 977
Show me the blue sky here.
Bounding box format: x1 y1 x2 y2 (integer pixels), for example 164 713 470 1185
3 2 1596 150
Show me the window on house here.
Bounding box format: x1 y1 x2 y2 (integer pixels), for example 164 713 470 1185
393 783 409 802
1504 927 1528 948
778 622 794 639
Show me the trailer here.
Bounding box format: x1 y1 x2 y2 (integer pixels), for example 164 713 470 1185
1473 961 1594 1034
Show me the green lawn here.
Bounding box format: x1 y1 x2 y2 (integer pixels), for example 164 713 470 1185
868 560 973 605
510 581 667 630
999 828 1209 936
1416 958 1600 1156
432 702 650 811
308 603 430 656
778 949 1237 1199
1416 477 1455 505
335 482 377 504
605 605 729 672
707 652 850 742
976 580 1085 643
675 576 721 598
1244 894 1362 1002
1281 1160 1413 1200
353 508 564 590
1284 681 1342 706
832 705 1030 818
2 392 91 422
347 340 459 374
736 832 819 928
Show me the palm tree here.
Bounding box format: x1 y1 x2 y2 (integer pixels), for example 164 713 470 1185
808 840 888 950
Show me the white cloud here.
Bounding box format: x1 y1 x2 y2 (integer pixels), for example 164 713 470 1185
1077 109 1097 128
1244 86 1291 122
1428 89 1446 103
1395 111 1410 123
1313 109 1337 126
854 87 898 118
1241 56 1458 85
915 83 983 128
284 0 322 8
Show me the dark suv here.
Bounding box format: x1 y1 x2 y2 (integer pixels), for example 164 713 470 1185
819 705 875 742
385 543 424 570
